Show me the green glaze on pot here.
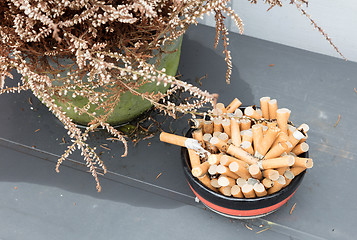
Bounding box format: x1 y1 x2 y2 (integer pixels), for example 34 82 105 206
53 36 183 126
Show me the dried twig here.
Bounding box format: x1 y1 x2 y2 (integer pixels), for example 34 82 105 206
290 202 297 215
334 114 341 127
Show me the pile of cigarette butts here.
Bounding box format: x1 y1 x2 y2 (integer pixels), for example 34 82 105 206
160 97 313 199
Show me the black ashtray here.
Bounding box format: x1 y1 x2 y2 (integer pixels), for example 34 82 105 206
181 128 307 219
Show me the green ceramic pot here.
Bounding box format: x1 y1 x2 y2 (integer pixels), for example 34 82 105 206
52 36 183 126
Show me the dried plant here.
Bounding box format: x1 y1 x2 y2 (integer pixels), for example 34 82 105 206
0 0 344 191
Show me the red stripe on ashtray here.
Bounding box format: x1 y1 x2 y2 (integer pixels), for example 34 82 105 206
189 185 297 217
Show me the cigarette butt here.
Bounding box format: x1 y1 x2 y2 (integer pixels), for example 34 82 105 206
220 155 248 167
276 166 290 175
291 142 309 156
262 169 279 181
213 118 224 132
188 149 201 169
234 108 243 118
286 130 306 152
204 133 218 153
221 119 231 137
260 97 270 119
216 103 228 114
272 132 289 149
208 154 223 165
213 131 222 138
256 126 280 157
208 164 218 175
226 98 242 113
241 129 253 143
262 178 274 188
191 118 203 129
244 106 262 120
191 161 210 177
192 128 205 148
211 178 221 188
242 184 256 198
241 141 254 155
230 118 241 146
299 133 308 144
218 175 236 187
264 142 287 159
210 136 230 152
227 144 259 165
203 133 212 143
218 132 229 143
297 123 310 133
211 108 223 117
219 186 232 196
240 118 251 131
247 178 259 186
276 108 291 134
256 109 263 118
198 174 218 192
253 183 268 197
203 120 214 134
160 131 189 147
236 178 247 187
251 124 263 152
287 125 296 137
284 170 294 180
283 177 293 188
267 176 286 195
268 99 278 119
231 185 244 198
289 166 306 176
293 157 313 168
228 161 251 180
248 164 262 179
260 155 295 169
217 165 239 179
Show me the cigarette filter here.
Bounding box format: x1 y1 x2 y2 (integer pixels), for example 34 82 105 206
262 169 279 181
192 129 205 148
241 129 253 143
242 184 256 198
255 126 280 157
198 174 218 192
188 149 201 169
234 108 243 118
231 185 244 198
211 178 221 188
260 155 295 169
203 120 214 134
221 119 231 137
230 118 242 147
286 130 306 152
267 176 286 195
213 118 224 132
248 163 263 179
262 178 274 188
220 155 248 167
227 144 259 165
219 186 232 196
260 97 271 119
240 118 252 131
293 157 313 168
299 133 308 144
276 108 291 134
272 131 289 149
244 106 262 120
287 125 296 137
218 132 229 143
229 161 251 180
216 102 228 114
226 98 242 113
291 142 309 156
191 161 210 177
217 164 239 179
289 166 307 177
160 131 190 147
297 123 310 133
208 164 218 175
241 141 254 155
218 175 236 187
252 124 264 152
253 183 268 197
210 136 230 152
276 166 290 176
236 178 247 187
268 99 278 119
208 154 222 165
264 142 287 159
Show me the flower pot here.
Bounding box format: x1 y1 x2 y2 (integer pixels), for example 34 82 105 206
51 36 183 126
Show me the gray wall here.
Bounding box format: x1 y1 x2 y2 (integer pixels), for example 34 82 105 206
198 1 357 62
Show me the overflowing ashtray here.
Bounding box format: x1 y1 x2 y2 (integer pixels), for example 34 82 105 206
160 97 313 218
